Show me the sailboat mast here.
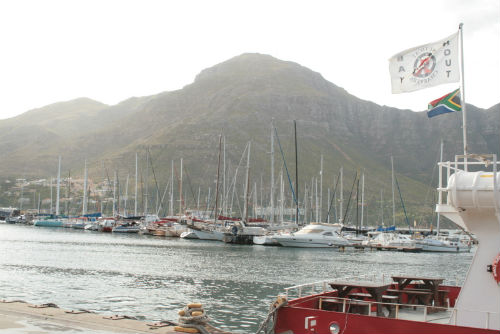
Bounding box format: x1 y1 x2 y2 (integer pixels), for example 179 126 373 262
339 166 343 223
270 119 275 224
145 150 149 215
243 141 251 224
197 186 201 212
223 135 226 216
294 120 299 225
303 182 308 224
214 134 222 224
134 152 138 216
391 156 395 227
66 170 71 215
380 189 384 226
82 160 88 216
113 170 117 217
50 177 53 214
279 170 284 223
179 158 183 215
356 177 360 235
56 156 61 216
124 174 129 217
315 178 318 222
319 154 323 222
253 182 257 218
361 171 365 229
170 160 174 216
327 188 330 223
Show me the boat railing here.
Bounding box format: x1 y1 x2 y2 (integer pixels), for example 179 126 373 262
284 273 387 299
437 153 498 206
284 273 462 299
316 295 452 322
313 295 498 329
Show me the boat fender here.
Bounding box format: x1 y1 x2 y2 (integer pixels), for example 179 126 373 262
174 326 199 333
187 302 202 309
231 225 238 235
492 253 500 285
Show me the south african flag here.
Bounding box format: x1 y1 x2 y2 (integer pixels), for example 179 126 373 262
427 89 461 118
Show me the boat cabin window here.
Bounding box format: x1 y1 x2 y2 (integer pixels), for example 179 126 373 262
322 232 333 236
297 228 324 234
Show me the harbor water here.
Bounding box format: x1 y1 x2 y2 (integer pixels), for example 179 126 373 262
0 224 473 333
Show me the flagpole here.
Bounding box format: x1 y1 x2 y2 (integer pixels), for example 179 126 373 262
459 23 468 170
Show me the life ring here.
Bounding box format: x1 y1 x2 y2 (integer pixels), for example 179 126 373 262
492 253 500 285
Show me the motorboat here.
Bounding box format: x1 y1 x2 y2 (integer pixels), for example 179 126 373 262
112 221 141 233
273 223 351 248
363 232 422 251
98 219 115 232
417 236 471 252
33 218 66 227
180 229 199 239
253 222 298 246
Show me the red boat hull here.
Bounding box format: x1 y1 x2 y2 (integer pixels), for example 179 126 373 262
275 306 497 334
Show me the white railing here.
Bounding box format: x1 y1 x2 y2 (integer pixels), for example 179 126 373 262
305 296 498 330
284 273 386 299
317 296 451 322
283 273 462 299
437 154 499 207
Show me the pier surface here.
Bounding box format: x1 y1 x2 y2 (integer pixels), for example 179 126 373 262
0 300 178 333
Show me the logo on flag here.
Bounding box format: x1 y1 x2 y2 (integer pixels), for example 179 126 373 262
389 32 459 93
427 89 461 118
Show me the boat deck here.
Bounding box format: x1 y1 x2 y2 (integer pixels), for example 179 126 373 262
397 308 452 324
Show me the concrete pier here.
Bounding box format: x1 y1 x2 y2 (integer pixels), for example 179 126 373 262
0 300 179 333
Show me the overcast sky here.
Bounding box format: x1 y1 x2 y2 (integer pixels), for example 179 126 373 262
0 0 498 120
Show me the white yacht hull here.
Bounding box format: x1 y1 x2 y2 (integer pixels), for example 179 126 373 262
418 241 471 252
275 236 351 248
180 230 199 239
192 229 224 241
253 235 280 246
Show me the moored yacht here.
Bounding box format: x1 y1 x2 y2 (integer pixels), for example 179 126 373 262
274 223 351 248
417 235 471 252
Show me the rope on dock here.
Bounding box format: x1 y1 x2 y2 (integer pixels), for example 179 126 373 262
173 303 232 334
28 302 59 308
255 295 287 334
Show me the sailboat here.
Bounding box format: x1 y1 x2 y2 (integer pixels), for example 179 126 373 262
34 156 67 227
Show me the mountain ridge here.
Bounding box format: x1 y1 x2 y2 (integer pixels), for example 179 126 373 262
0 53 498 224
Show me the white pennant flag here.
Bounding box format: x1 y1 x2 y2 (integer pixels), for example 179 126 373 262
389 32 459 94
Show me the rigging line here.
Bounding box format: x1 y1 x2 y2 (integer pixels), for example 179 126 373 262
326 169 342 220
273 127 298 207
342 171 358 226
182 164 198 209
394 174 411 232
226 143 249 218
102 162 113 216
157 180 171 217
147 147 162 213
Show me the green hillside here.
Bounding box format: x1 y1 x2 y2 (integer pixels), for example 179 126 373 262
0 53 498 228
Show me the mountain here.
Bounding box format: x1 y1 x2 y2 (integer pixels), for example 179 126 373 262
1 53 499 225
